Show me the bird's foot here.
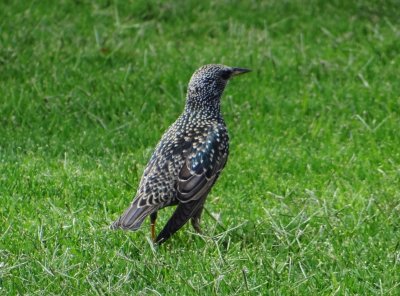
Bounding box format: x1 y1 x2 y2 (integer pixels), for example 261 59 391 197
191 218 203 234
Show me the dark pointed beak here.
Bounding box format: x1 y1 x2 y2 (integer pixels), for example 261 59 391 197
231 67 252 76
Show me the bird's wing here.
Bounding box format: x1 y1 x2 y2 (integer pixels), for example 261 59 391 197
111 127 228 232
155 128 228 243
177 128 228 203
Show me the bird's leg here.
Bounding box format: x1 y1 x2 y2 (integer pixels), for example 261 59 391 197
191 205 204 234
150 212 158 242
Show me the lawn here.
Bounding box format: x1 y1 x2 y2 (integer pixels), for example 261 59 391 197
1 0 399 294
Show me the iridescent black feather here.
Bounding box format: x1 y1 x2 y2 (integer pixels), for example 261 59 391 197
111 64 250 244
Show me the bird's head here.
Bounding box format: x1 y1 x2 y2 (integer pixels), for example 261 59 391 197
186 64 251 113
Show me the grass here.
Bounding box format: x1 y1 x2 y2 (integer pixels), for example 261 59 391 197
1 0 400 294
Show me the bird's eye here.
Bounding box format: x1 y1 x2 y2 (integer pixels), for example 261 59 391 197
220 70 232 80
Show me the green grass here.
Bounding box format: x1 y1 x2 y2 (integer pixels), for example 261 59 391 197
1 0 400 294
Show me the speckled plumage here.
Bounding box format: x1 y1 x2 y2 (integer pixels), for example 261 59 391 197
111 64 250 244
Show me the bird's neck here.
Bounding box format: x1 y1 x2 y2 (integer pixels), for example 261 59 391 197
184 93 221 118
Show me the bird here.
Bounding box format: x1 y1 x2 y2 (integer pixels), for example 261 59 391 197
111 64 251 244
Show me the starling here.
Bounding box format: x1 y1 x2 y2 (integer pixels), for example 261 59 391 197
111 64 251 244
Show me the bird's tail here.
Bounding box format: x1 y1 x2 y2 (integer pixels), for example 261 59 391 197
155 199 203 244
110 198 152 231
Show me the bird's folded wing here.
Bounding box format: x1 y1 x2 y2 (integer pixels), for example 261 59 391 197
177 130 228 203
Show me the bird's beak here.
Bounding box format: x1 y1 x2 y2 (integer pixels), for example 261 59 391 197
231 67 252 76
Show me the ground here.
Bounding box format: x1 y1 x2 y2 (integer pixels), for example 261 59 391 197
1 0 399 294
